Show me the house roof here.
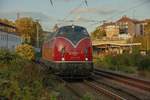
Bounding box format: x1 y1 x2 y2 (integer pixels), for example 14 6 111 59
138 19 150 24
0 30 18 36
117 16 139 24
99 22 117 29
0 22 16 29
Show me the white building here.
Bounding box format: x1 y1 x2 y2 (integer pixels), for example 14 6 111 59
0 31 21 50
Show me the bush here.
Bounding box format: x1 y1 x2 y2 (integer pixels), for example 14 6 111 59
137 56 150 70
0 53 53 99
82 92 93 100
0 49 20 64
94 52 150 74
16 44 35 60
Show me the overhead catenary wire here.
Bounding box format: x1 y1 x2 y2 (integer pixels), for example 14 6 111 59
49 0 150 30
63 1 84 21
54 0 88 26
106 0 150 21
87 0 150 28
49 0 54 7
84 0 88 7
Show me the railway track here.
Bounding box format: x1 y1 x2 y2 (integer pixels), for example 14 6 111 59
83 80 126 100
55 77 83 99
57 77 127 100
94 69 150 92
94 68 150 100
37 62 150 100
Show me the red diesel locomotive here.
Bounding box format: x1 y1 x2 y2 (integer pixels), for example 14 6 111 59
42 25 93 78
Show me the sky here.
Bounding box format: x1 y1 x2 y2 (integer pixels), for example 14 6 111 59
0 0 150 32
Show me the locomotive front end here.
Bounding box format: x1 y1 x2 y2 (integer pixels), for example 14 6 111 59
53 25 93 78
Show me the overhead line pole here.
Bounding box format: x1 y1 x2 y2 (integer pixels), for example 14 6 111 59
36 19 39 48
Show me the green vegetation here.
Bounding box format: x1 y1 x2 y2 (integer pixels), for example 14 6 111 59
0 18 44 47
82 93 93 100
15 17 44 46
94 53 150 74
0 49 19 64
0 49 59 100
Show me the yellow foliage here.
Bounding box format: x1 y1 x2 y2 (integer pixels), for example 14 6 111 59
16 44 35 60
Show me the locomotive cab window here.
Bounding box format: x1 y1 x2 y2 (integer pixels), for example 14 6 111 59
56 26 89 45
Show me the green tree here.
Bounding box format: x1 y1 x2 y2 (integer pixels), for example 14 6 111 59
91 27 106 39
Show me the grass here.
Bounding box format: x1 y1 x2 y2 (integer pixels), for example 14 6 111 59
0 49 60 100
94 53 150 77
0 49 88 100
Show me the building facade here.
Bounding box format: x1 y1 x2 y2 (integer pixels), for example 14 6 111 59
105 23 119 39
99 16 149 39
0 22 21 50
0 31 21 49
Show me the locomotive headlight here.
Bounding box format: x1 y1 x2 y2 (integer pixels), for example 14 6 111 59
85 58 88 61
61 47 65 61
62 57 65 61
84 48 88 61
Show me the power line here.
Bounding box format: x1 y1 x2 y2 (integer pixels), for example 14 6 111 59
50 0 149 29
49 0 54 7
107 0 150 21
87 0 150 28
84 0 88 7
51 0 89 25
63 1 84 21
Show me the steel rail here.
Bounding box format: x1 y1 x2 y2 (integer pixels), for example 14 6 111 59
94 69 150 92
84 80 126 100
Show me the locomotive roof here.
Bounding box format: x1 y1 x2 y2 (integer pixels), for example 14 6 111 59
59 25 86 29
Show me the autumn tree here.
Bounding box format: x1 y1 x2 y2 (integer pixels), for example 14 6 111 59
91 27 106 39
133 35 150 51
144 20 150 35
15 17 43 47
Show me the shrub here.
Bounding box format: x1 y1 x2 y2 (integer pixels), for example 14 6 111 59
0 59 52 100
137 56 150 70
94 53 144 73
0 49 19 64
16 44 35 60
82 92 93 100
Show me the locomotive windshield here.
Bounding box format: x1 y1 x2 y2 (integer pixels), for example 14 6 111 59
56 26 89 45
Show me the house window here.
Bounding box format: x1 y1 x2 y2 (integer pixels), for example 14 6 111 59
119 23 128 34
140 24 144 35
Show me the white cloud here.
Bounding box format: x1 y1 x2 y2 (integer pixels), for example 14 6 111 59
0 11 53 22
70 7 118 15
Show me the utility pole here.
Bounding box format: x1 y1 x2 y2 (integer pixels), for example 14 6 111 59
17 12 20 20
146 34 149 54
6 32 8 49
36 19 39 48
